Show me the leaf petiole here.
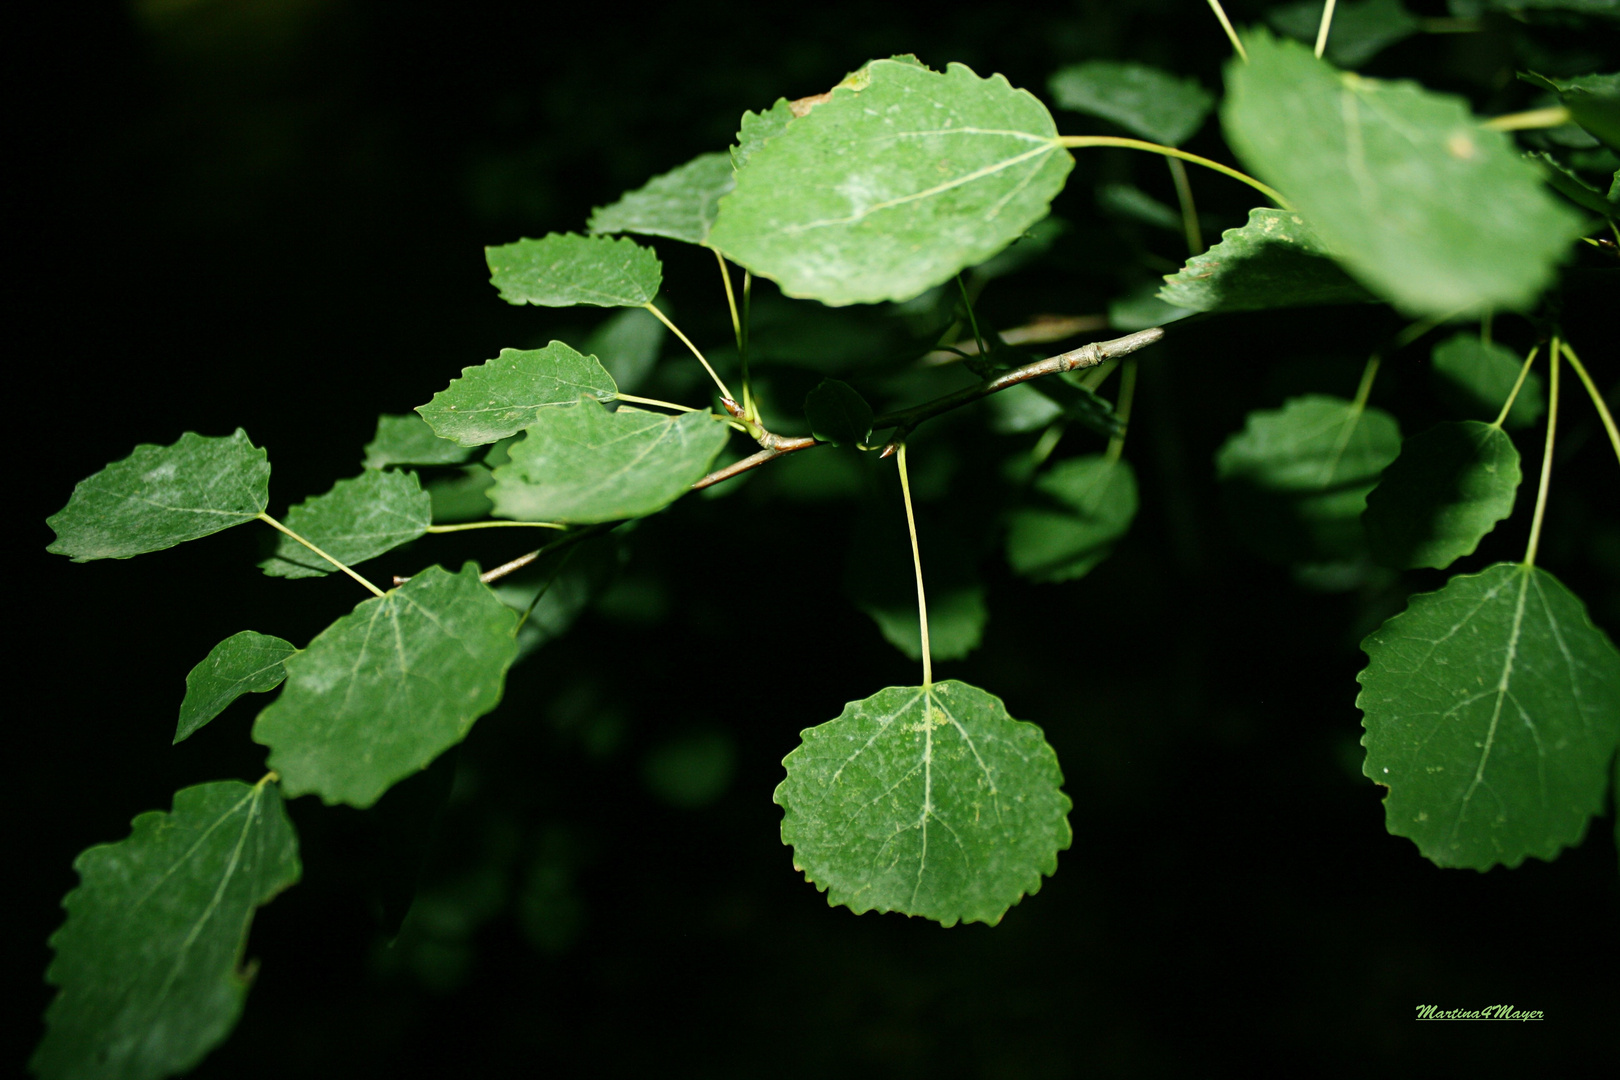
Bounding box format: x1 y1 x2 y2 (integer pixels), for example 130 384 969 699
1523 336 1560 568
642 302 735 403
1559 341 1620 469
1106 359 1139 464
896 443 932 691
256 513 384 597
1490 345 1540 429
425 520 567 533
1204 0 1248 62
1315 0 1338 59
1055 136 1287 208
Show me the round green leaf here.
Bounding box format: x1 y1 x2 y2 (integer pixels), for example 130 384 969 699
486 232 662 308
709 58 1073 306
775 680 1072 926
176 631 297 744
1363 421 1521 570
1430 333 1545 430
1359 563 1620 869
1006 455 1138 582
418 342 619 447
259 468 431 579
47 430 270 561
363 413 475 469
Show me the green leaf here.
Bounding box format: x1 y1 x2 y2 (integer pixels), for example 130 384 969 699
1363 421 1522 570
845 510 988 661
1006 455 1138 582
1268 0 1420 68
583 307 665 393
587 152 735 246
804 379 873 446
362 414 474 470
1221 30 1583 315
176 631 297 744
731 97 795 171
417 342 619 447
253 564 519 807
1430 333 1545 429
709 58 1073 306
1097 182 1183 232
863 587 988 663
486 233 662 308
775 680 1071 926
1527 150 1619 216
32 780 300 1080
490 400 730 524
1521 70 1620 151
1047 60 1214 145
1158 208 1376 311
47 431 270 562
260 469 431 579
1108 282 1195 330
1358 563 1620 869
1215 395 1402 563
424 465 495 523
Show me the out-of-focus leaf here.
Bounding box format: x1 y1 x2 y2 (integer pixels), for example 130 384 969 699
1159 208 1376 311
363 414 475 470
1268 0 1420 68
583 307 666 393
1006 455 1138 582
1048 60 1214 145
804 379 873 446
1363 421 1521 569
1430 333 1545 429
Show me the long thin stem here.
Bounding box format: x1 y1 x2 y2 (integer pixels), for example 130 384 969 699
714 251 752 419
1205 0 1248 61
956 274 988 358
1315 0 1338 58
515 546 576 633
896 443 932 691
425 520 566 533
1561 341 1620 467
642 302 735 403
257 512 385 597
1056 136 1287 208
1483 107 1570 132
1166 157 1202 256
1490 345 1539 429
478 522 614 584
616 392 696 412
1106 358 1139 463
1523 338 1561 569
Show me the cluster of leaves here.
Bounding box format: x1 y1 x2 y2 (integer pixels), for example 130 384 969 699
35 5 1620 1077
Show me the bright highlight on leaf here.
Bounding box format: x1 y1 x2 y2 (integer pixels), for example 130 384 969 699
490 400 730 524
47 430 270 561
486 233 662 308
587 152 736 246
260 469 431 579
1363 421 1521 570
1221 31 1582 315
1430 333 1545 430
1159 208 1374 312
418 342 619 447
1047 60 1214 146
1358 563 1620 869
1006 456 1138 582
709 58 1073 306
32 780 300 1080
775 680 1071 927
253 563 519 807
176 631 297 744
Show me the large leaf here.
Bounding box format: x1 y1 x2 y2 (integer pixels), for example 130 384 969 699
1268 0 1420 68
417 343 619 447
253 564 519 807
1047 60 1214 146
1430 333 1545 430
709 58 1073 306
176 631 297 744
260 469 431 579
775 680 1072 926
490 400 730 524
1358 563 1620 869
1006 455 1138 582
1221 30 1582 315
47 431 269 561
1215 395 1402 563
1363 421 1521 570
1158 208 1375 311
587 152 735 246
486 233 661 308
32 780 300 1080
362 414 475 470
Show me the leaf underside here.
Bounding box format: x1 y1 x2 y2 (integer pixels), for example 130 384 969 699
486 233 662 308
176 631 297 743
1358 563 1620 869
418 342 619 447
775 680 1072 927
1363 421 1521 570
260 469 431 579
1159 208 1375 312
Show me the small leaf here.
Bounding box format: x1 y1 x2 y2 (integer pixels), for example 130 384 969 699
253 564 519 807
417 342 619 447
1268 0 1420 68
32 780 300 1080
1047 60 1214 145
1363 421 1521 570
490 400 730 524
486 233 662 308
775 680 1071 926
47 431 269 561
362 414 474 470
260 469 431 579
1526 150 1618 217
583 307 665 393
1359 563 1620 869
863 587 988 663
1222 30 1583 315
424 465 495 523
804 379 873 446
1158 208 1376 312
1006 455 1138 582
1430 333 1545 429
1215 395 1402 564
176 631 297 743
587 151 736 246
710 58 1073 306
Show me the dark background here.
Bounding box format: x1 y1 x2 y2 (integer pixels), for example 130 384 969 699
14 2 1618 1076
